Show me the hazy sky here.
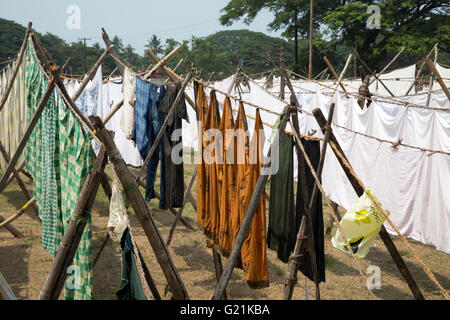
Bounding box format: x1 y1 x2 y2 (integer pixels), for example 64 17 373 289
0 0 283 54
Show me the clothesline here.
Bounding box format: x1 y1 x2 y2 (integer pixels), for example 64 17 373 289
237 72 450 157
284 69 450 112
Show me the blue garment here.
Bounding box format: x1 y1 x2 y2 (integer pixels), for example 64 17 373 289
132 77 167 209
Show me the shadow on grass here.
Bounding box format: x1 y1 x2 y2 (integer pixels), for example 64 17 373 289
325 253 359 276
0 244 28 298
365 247 450 297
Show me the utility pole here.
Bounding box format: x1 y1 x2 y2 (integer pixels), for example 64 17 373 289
309 0 314 79
78 37 91 74
294 5 298 68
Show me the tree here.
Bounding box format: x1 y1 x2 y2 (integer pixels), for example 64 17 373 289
220 0 450 74
145 34 164 58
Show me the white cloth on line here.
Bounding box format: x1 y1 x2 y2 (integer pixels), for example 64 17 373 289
120 68 136 140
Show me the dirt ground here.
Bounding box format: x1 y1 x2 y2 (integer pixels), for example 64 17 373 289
0 163 449 300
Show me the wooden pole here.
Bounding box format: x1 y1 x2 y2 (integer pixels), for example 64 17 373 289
91 117 189 300
166 167 197 246
312 108 425 300
101 28 124 75
0 77 55 193
405 44 437 95
0 214 23 238
308 0 314 79
39 147 108 300
352 49 396 97
368 47 405 86
323 56 349 96
0 272 18 300
0 22 32 114
0 197 35 229
212 105 294 300
425 58 450 102
145 49 197 112
0 140 39 221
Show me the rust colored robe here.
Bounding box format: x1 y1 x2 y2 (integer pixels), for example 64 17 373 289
241 109 269 288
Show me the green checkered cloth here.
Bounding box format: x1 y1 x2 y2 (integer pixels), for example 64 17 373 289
24 39 94 300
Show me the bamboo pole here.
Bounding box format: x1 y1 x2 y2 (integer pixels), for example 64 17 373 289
39 147 108 300
0 272 17 300
369 47 405 85
426 49 438 106
425 58 450 101
0 22 32 114
212 105 294 300
352 49 396 97
166 167 197 246
323 56 349 96
0 140 39 221
405 44 438 96
145 49 196 112
90 116 189 300
312 108 425 300
0 214 23 238
0 197 35 229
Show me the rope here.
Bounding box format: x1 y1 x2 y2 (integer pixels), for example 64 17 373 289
286 69 450 112
328 140 450 300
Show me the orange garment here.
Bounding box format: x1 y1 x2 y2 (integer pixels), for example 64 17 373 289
218 97 235 256
230 102 250 257
196 83 208 234
241 109 269 288
203 90 221 247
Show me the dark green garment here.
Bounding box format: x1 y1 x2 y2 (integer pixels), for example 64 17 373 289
116 228 147 300
267 133 296 263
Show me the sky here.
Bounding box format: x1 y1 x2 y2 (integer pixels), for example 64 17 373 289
0 0 283 55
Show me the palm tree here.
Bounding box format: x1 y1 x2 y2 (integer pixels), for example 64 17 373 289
145 34 164 57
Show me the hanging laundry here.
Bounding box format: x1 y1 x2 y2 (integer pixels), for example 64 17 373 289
295 138 326 283
159 81 189 208
203 90 221 248
131 76 167 208
23 40 94 300
0 59 27 170
108 177 128 242
120 67 136 140
241 108 269 289
116 228 148 300
229 101 250 261
218 97 235 256
267 133 296 263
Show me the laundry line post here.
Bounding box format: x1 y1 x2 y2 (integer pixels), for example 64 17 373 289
404 44 438 96
323 56 349 97
0 215 23 238
312 108 425 300
352 49 396 98
425 58 450 102
90 116 189 300
212 104 294 300
368 47 405 87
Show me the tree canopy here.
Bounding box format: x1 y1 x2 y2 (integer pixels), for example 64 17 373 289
220 0 450 75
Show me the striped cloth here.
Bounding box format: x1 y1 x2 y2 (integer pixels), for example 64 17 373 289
23 39 94 300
